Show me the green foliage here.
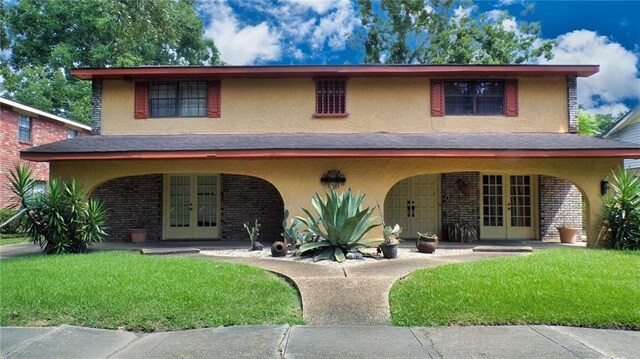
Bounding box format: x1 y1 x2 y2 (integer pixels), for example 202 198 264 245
281 209 313 246
0 208 23 234
243 219 261 246
383 224 402 244
578 111 619 136
0 252 304 331
598 169 640 250
356 0 554 64
2 0 222 123
295 189 381 262
391 248 640 329
8 164 108 254
444 221 477 242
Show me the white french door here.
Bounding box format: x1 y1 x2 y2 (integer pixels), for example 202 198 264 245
480 174 537 239
384 175 440 238
162 174 220 239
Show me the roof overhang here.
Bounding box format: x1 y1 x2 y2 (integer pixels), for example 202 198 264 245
20 132 640 162
0 97 92 131
71 65 600 81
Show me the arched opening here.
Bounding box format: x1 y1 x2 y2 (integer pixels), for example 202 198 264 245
91 173 284 242
383 171 587 242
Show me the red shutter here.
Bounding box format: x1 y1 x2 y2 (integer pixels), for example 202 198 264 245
503 80 519 117
208 81 221 118
430 80 444 117
134 82 148 119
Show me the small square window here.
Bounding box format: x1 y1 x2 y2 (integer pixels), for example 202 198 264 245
18 115 32 143
315 79 347 117
67 128 78 138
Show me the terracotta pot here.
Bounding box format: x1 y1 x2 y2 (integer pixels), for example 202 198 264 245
416 237 438 253
380 243 398 259
271 241 288 257
556 227 580 244
129 228 148 243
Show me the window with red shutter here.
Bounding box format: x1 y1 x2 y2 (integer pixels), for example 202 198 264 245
503 80 519 117
444 80 505 115
314 79 347 117
207 81 221 118
430 80 445 116
134 82 148 119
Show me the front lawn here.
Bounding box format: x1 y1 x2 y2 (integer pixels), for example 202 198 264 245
390 248 639 329
0 236 29 246
0 252 303 331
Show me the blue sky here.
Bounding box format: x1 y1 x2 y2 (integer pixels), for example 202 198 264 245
199 0 640 114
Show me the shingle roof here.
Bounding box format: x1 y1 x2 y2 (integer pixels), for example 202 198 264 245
22 132 640 155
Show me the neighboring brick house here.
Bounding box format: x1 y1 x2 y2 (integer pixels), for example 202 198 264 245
1 97 91 208
604 107 640 176
20 65 640 245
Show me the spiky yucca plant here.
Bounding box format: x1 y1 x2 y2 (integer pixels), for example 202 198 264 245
8 164 108 254
295 189 381 262
598 169 640 250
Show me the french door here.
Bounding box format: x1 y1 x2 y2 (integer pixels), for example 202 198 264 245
480 174 537 239
162 174 220 239
384 175 440 238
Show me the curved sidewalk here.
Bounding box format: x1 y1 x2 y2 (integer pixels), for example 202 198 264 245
201 251 522 326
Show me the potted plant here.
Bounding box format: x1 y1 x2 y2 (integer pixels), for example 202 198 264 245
556 224 580 244
416 232 438 253
244 219 263 251
379 224 402 259
129 223 148 244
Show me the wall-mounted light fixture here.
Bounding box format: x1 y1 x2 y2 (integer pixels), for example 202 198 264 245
321 170 346 188
456 179 471 196
600 179 609 196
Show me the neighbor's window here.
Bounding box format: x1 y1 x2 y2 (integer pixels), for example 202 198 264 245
18 115 32 143
445 81 504 115
315 79 347 116
67 128 78 138
149 81 207 118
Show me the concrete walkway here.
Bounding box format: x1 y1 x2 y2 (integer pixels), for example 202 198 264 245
205 252 518 325
2 324 638 358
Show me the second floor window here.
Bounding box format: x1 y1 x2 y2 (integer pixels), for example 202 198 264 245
149 81 207 118
445 81 504 115
67 128 78 138
315 79 347 116
18 115 32 143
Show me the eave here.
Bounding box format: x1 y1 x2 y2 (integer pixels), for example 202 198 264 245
21 148 640 162
71 64 600 81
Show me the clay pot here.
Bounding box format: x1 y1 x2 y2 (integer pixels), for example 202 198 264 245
557 227 580 244
271 241 288 257
416 237 438 253
129 228 148 243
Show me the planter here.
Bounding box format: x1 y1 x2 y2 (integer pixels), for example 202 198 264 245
556 227 580 244
416 236 438 253
129 228 148 243
271 241 288 257
380 243 398 259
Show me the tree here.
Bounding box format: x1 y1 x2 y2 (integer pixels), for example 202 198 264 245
1 0 222 123
356 0 554 64
577 111 619 136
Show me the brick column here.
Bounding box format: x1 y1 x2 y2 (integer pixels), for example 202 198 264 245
91 80 103 135
567 76 578 133
539 175 583 241
441 172 480 241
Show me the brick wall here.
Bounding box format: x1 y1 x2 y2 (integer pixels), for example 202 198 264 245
91 174 163 241
220 174 284 242
1 105 88 208
567 76 578 133
539 175 583 241
91 80 102 135
441 172 480 241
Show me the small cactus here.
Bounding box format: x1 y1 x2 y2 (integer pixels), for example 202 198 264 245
243 219 262 250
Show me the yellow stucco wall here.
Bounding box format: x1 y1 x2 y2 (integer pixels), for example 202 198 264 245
101 77 569 135
51 156 621 246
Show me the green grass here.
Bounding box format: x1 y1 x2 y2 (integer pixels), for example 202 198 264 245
0 236 29 246
390 248 639 329
0 252 303 332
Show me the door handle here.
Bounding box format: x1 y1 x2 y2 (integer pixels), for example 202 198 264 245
407 201 411 218
411 202 415 217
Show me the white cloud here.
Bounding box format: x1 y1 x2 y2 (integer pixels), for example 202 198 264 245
453 5 473 22
201 1 281 65
311 0 357 50
538 30 640 114
283 0 338 14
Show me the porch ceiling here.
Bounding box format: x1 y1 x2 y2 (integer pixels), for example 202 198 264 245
20 132 640 161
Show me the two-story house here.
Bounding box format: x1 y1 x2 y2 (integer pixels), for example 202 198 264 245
1 97 91 208
604 107 640 176
20 65 640 246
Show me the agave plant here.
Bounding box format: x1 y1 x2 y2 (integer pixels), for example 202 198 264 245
598 169 640 250
8 163 108 254
295 189 382 262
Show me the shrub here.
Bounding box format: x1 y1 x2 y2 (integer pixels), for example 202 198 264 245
598 169 640 250
0 208 23 235
295 189 381 262
8 164 108 254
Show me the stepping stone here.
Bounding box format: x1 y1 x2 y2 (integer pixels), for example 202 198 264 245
473 246 533 253
140 247 200 255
